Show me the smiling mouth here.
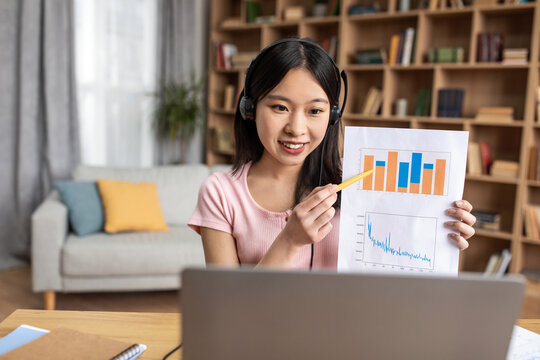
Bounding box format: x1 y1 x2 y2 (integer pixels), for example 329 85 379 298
278 141 307 149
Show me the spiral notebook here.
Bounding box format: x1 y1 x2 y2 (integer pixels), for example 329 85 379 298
0 326 146 360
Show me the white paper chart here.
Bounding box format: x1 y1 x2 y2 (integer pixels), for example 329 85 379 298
338 127 469 274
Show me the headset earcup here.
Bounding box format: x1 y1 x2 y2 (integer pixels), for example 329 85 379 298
329 106 341 125
240 96 255 121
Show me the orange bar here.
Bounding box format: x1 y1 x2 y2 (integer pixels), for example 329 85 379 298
410 183 420 194
421 168 434 194
375 165 385 191
434 159 446 196
398 187 407 193
363 155 374 190
386 152 398 192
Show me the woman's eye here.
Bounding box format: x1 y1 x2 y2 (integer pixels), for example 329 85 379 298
272 105 287 112
310 108 323 115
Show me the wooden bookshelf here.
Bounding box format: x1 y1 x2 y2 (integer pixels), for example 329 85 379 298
207 0 540 276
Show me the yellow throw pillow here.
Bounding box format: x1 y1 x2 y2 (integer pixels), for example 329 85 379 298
96 179 169 233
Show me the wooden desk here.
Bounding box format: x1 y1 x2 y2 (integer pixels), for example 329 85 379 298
0 309 539 360
0 310 182 360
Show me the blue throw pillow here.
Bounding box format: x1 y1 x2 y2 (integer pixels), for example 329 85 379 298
54 181 104 236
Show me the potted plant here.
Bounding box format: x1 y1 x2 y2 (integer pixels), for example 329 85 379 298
152 73 205 164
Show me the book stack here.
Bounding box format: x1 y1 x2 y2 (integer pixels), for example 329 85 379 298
388 27 416 66
524 205 540 240
475 107 514 123
414 88 432 116
231 52 258 68
491 160 519 178
356 49 386 64
503 48 528 65
476 32 504 62
322 36 338 61
472 210 501 231
436 88 464 118
428 47 464 63
361 87 383 115
284 6 305 20
215 42 238 69
467 141 492 175
484 249 512 276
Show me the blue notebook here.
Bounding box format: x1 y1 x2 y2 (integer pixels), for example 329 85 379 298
0 325 49 356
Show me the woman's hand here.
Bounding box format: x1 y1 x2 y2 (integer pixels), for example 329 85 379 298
281 184 338 248
445 200 476 250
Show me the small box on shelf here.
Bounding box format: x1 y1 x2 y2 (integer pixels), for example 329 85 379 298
436 88 464 118
472 209 501 231
474 106 514 123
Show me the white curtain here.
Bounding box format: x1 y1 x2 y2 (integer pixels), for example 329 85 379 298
74 0 158 167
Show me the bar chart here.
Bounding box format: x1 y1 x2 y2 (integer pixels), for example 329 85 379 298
359 149 451 196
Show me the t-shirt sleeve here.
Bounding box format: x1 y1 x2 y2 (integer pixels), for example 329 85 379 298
188 173 233 235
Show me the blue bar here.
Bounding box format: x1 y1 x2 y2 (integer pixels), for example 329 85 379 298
423 163 434 170
376 161 386 167
410 153 422 184
398 162 409 189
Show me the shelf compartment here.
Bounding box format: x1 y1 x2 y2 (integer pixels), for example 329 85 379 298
385 69 434 117
437 67 528 119
300 21 339 61
346 70 384 114
420 11 473 64
341 16 418 66
471 125 522 166
263 23 299 45
521 243 540 274
459 235 511 272
208 72 240 109
476 5 533 63
463 181 517 234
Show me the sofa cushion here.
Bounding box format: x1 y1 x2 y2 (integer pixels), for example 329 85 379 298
62 225 205 276
72 165 211 225
54 181 104 236
97 179 169 233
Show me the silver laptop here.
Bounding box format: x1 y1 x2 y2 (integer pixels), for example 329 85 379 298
181 268 524 360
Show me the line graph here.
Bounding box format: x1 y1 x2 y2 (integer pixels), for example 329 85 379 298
356 212 437 270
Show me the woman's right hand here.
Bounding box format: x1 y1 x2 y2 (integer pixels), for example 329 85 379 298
280 183 339 248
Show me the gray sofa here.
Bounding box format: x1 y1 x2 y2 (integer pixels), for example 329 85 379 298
31 164 227 309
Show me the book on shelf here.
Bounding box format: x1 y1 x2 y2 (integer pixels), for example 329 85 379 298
474 0 498 5
428 47 464 63
0 325 146 359
231 51 258 68
327 0 341 16
355 48 386 64
361 87 383 115
529 145 537 181
479 141 492 175
502 48 528 65
215 42 238 69
211 127 235 154
490 160 519 178
474 106 514 123
436 88 464 118
524 205 540 240
472 210 501 231
476 32 503 63
388 28 416 66
223 84 236 110
221 17 243 27
348 4 378 14
322 36 338 61
245 1 260 23
483 249 511 276
414 88 432 117
467 141 482 176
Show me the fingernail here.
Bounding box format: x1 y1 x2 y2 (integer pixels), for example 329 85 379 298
449 233 458 240
447 208 456 215
331 184 338 192
456 200 463 206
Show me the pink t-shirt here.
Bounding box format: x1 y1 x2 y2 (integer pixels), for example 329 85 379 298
188 162 340 269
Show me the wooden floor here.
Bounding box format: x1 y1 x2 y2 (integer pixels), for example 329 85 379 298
1 267 539 322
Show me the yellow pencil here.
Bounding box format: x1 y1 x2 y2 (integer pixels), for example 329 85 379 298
335 169 375 193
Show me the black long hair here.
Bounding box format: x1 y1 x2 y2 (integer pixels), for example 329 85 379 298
232 38 342 209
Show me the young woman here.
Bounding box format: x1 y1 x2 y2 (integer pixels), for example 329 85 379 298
189 38 476 269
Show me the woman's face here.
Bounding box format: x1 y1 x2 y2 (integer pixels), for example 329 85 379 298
255 68 331 168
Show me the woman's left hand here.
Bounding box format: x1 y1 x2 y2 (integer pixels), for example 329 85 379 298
445 200 476 250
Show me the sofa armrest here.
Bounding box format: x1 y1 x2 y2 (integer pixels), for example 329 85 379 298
31 190 68 292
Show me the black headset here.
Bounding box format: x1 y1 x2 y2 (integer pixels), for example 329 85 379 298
239 37 348 125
